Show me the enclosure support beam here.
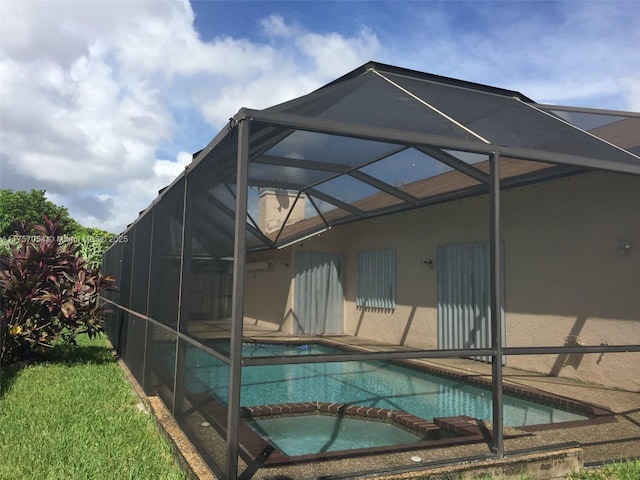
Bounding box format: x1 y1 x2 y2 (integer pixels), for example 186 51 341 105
227 116 249 480
173 173 191 416
490 151 504 458
113 239 125 355
141 209 155 392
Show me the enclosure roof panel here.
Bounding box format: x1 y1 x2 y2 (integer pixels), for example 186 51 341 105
536 105 640 156
236 63 640 249
265 69 480 143
261 62 640 171
121 62 640 253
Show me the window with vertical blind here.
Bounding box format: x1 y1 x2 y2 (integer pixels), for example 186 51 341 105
356 248 396 309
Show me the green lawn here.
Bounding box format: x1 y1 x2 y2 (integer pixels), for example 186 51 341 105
460 459 640 480
566 459 640 480
0 335 186 480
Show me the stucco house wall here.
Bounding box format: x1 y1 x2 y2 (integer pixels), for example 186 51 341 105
500 172 640 389
244 172 639 391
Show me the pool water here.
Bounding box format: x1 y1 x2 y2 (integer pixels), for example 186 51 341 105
178 343 587 427
245 414 422 456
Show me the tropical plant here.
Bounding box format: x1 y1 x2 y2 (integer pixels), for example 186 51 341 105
0 236 19 257
74 235 111 270
0 216 116 363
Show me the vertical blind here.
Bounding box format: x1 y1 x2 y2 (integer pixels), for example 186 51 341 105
437 241 505 363
294 251 344 334
357 248 396 309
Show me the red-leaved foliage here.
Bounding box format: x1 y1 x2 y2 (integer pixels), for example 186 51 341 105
0 216 116 363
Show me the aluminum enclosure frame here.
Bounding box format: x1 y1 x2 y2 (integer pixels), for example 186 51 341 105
221 106 640 478
102 62 640 480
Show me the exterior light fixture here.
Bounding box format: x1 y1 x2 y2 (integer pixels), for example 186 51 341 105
616 241 632 256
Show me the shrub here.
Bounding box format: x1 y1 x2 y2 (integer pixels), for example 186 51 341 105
0 235 19 257
74 235 110 270
0 216 116 363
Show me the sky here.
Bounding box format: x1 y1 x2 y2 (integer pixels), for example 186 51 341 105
1 0 639 234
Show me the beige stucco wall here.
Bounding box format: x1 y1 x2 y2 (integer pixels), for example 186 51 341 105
501 172 640 389
244 172 640 391
243 229 349 333
243 248 295 332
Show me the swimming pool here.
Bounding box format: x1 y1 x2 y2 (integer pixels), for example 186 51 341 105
177 343 588 427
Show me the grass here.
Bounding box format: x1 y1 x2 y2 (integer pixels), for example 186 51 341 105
463 460 640 479
566 459 640 480
0 335 186 480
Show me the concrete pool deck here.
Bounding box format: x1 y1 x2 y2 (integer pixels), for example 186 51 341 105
120 333 640 479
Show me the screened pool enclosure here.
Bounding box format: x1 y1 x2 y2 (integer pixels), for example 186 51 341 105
102 62 640 479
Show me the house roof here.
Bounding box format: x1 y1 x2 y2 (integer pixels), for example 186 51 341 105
143 62 640 255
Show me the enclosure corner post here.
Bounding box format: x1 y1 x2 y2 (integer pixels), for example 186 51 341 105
226 116 249 480
490 150 504 458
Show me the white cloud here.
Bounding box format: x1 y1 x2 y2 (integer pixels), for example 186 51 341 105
297 27 380 79
260 14 292 38
0 0 379 232
195 17 381 126
153 151 192 177
1 43 172 187
619 76 640 112
1 0 637 235
376 2 640 110
103 168 184 233
1 0 230 232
